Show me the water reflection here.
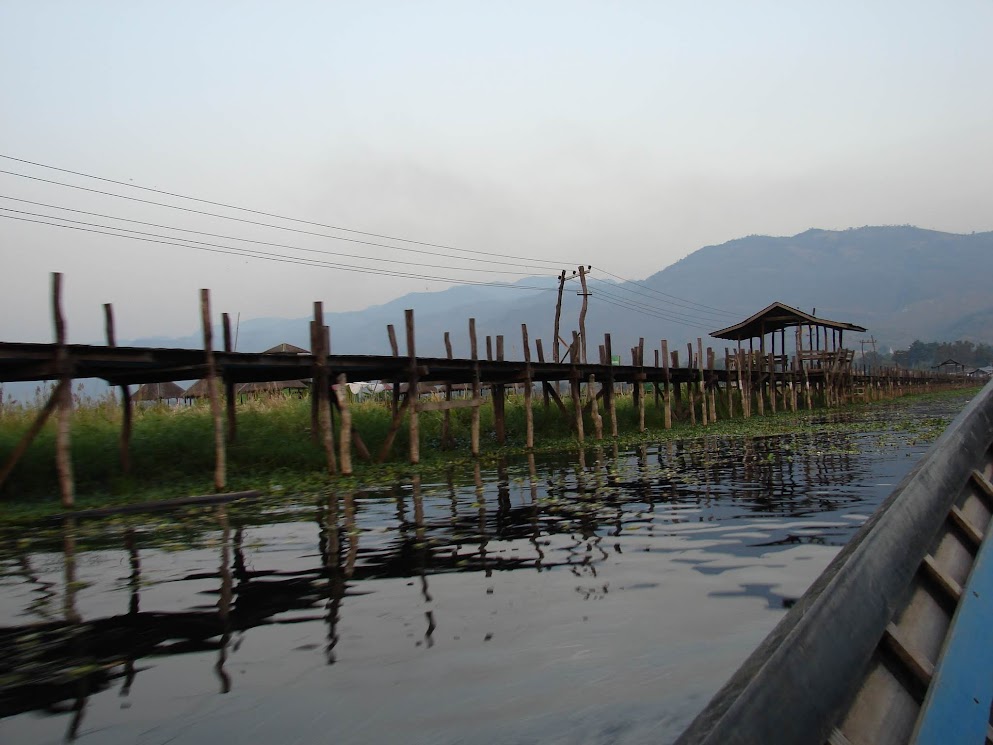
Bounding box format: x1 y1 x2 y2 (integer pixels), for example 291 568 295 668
0 406 958 742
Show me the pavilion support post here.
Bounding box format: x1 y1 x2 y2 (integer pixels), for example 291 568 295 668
405 309 419 465
201 289 226 491
768 353 777 414
725 348 734 419
662 340 672 430
605 334 618 437
469 318 481 457
222 313 237 444
755 349 765 416
334 373 353 475
494 335 506 445
570 332 584 443
522 324 535 450
313 303 337 475
103 302 131 474
589 372 603 440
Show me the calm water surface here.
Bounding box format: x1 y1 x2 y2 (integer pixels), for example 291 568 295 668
0 396 970 744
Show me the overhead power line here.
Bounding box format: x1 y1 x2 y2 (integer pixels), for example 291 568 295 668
589 266 738 318
0 154 574 268
589 284 719 327
589 294 713 332
586 277 731 323
0 213 560 292
0 201 552 277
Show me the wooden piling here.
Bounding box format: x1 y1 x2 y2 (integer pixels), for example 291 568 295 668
313 303 337 475
638 338 645 432
707 347 717 423
536 338 550 410
442 331 453 447
605 334 618 437
222 313 237 444
697 338 707 426
494 335 505 445
0 379 67 491
51 274 75 507
686 344 696 425
201 289 226 490
103 302 131 474
334 373 353 475
522 324 534 450
662 340 672 430
768 353 777 414
469 318 480 457
387 323 400 418
405 309 419 465
570 332 584 443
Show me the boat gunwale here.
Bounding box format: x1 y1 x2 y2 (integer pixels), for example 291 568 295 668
675 379 993 745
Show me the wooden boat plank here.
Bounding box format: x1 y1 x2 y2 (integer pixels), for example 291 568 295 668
910 521 993 744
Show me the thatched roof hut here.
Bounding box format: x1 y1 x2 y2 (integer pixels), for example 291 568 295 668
182 379 211 400
132 381 185 402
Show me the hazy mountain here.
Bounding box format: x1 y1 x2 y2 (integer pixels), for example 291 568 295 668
124 226 993 362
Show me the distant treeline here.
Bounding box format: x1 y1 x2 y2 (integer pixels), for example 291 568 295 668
891 340 993 370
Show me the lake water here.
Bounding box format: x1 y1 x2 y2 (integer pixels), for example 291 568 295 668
0 395 969 744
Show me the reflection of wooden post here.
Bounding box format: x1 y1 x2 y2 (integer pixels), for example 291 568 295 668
62 517 80 623
335 374 353 475
405 309 419 465
470 318 480 457
662 340 672 429
104 303 132 473
215 506 232 694
53 273 74 507
201 289 226 491
522 324 534 450
222 313 237 444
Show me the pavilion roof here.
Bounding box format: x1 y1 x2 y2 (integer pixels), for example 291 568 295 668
710 302 866 341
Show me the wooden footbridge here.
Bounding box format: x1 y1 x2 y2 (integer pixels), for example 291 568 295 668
0 274 972 507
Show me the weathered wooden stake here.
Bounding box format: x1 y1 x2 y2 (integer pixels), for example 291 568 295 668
697 338 708 426
0 379 67 491
469 318 480 457
313 303 337 475
686 343 696 426
52 273 75 507
222 312 237 444
334 373 353 475
605 334 618 437
522 324 534 450
662 340 672 430
103 302 132 474
405 309 419 465
442 331 453 447
201 289 226 491
387 323 400 417
707 347 717 423
570 332 585 443
494 335 505 445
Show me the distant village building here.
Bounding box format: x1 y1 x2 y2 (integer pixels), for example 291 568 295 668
131 381 185 404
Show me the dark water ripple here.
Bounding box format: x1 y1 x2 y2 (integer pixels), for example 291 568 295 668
0 395 969 745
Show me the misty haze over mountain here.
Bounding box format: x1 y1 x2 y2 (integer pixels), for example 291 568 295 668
126 226 993 360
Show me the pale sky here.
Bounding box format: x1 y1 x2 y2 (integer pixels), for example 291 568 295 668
2 1 992 344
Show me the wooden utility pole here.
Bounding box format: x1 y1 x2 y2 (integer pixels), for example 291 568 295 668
577 265 591 364
553 270 566 363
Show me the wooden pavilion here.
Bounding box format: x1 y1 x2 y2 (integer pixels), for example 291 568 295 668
711 301 866 372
